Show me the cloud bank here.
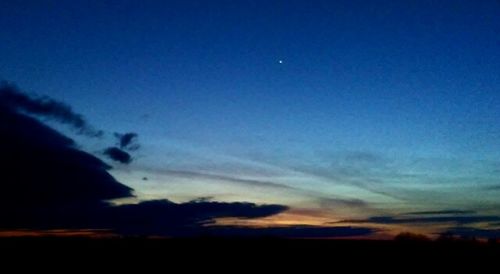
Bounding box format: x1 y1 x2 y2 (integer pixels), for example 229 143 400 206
0 84 374 238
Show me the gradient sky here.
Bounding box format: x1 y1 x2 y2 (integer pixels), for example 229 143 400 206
1 0 500 237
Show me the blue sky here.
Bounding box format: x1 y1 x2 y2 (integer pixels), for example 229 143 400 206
1 0 500 236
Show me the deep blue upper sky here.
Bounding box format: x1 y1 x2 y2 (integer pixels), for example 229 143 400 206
1 0 500 233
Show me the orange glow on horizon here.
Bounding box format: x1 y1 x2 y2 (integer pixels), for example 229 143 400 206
0 229 116 238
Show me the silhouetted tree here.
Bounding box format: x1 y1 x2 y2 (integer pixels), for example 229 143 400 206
436 232 459 242
394 232 431 242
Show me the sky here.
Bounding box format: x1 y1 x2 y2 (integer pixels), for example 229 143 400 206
1 0 500 238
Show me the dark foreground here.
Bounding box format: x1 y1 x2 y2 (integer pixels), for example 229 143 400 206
2 237 499 266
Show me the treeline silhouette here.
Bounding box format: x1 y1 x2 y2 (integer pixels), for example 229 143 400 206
394 231 499 245
1 234 499 264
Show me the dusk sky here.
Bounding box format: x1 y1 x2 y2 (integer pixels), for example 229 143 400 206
1 0 500 239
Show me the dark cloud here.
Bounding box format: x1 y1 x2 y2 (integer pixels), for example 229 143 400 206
104 147 133 164
95 200 288 236
0 85 297 237
107 132 140 164
404 210 476 215
443 227 500 239
114 132 139 151
0 104 133 211
0 94 134 229
0 83 102 137
92 199 376 238
342 215 500 225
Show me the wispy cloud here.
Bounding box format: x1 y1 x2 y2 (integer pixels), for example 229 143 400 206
0 83 102 137
340 215 500 225
140 166 374 213
318 197 368 209
404 210 476 215
153 168 297 191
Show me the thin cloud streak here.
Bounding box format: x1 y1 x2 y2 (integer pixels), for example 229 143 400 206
404 210 476 215
153 168 297 191
138 167 374 212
